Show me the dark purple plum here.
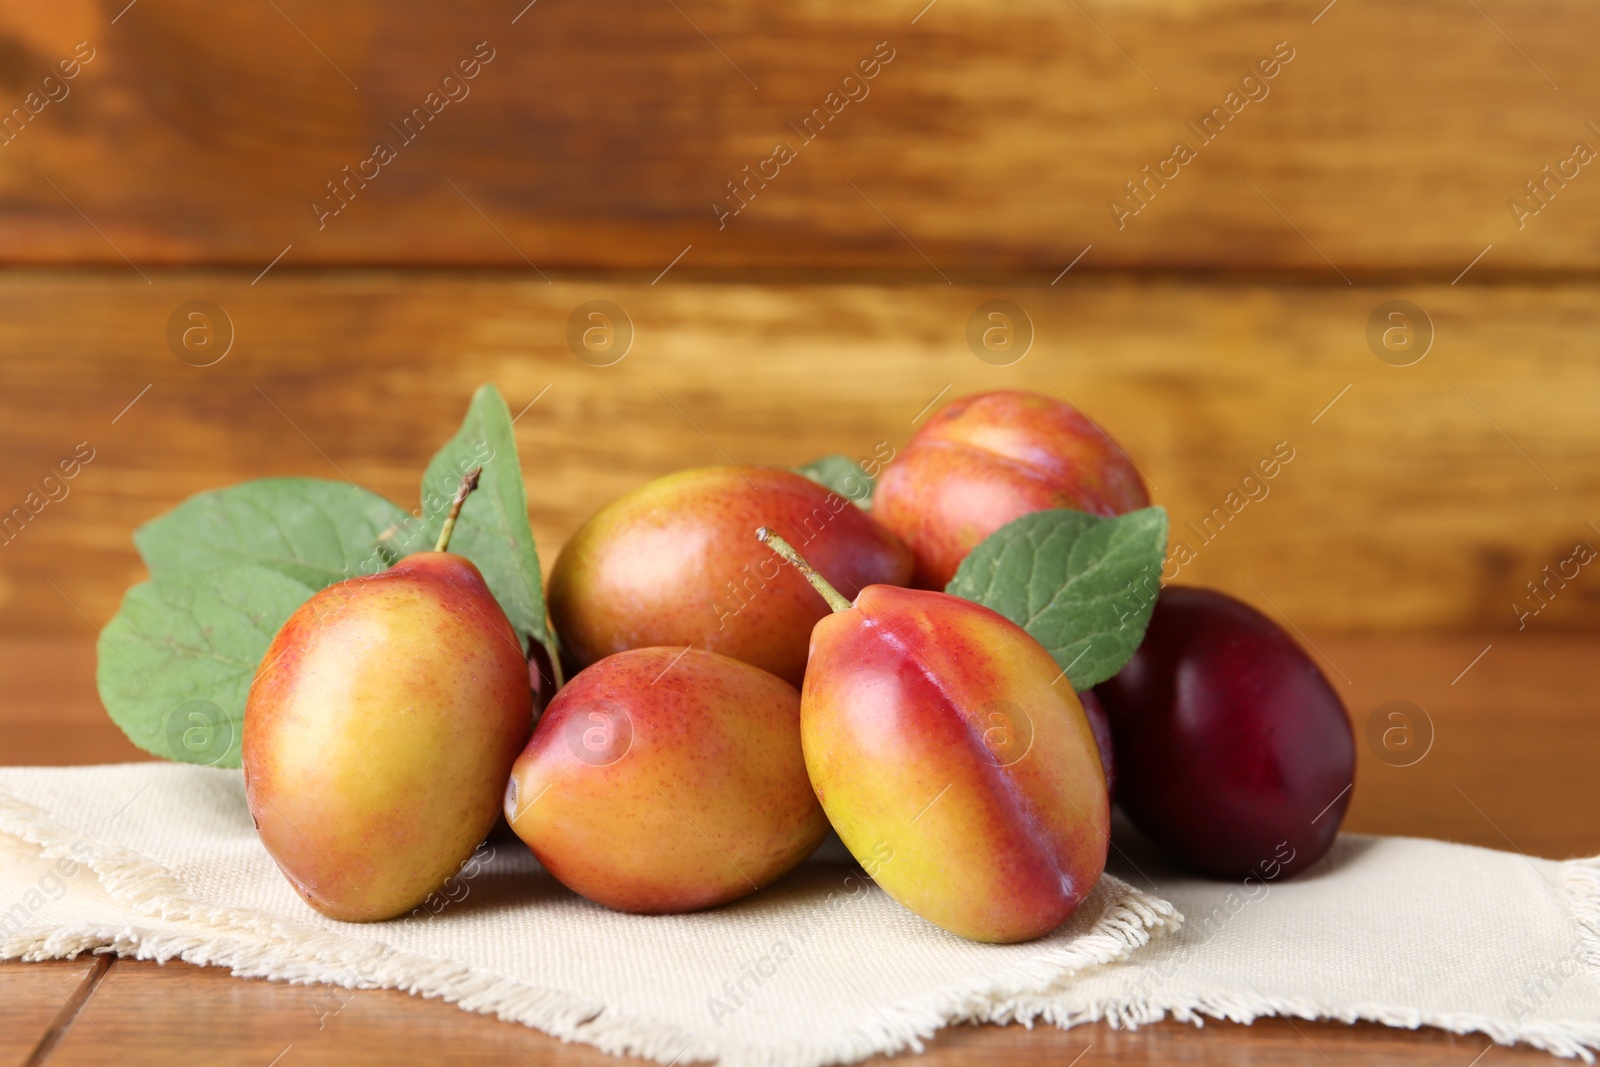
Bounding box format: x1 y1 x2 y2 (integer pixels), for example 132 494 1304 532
1078 688 1116 799
1095 586 1354 880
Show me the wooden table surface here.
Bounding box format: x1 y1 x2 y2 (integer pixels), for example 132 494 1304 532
4 631 1596 1067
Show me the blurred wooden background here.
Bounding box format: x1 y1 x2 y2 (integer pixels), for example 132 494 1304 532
2 0 1596 642
2 0 1599 274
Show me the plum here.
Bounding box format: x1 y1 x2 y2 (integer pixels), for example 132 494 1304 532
1078 688 1116 799
504 647 827 913
874 390 1150 589
761 529 1109 944
1095 586 1354 880
245 474 533 921
548 465 912 688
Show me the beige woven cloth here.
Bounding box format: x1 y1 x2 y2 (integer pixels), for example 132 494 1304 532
1 763 1597 1065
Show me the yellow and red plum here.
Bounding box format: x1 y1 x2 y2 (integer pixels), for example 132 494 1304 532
875 390 1150 589
548 466 912 687
504 646 828 914
243 551 533 922
798 582 1110 943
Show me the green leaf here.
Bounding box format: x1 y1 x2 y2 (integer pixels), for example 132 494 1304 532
794 453 876 507
135 479 409 589
946 507 1169 690
97 565 317 767
394 384 552 656
111 480 405 766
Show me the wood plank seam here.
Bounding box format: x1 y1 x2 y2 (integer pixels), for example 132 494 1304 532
23 954 114 1067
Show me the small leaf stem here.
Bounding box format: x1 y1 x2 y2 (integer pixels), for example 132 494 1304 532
435 467 482 553
756 526 852 613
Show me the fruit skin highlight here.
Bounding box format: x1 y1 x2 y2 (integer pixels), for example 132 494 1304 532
1095 585 1355 880
548 465 913 687
874 390 1150 589
504 646 827 914
760 529 1109 944
244 547 533 922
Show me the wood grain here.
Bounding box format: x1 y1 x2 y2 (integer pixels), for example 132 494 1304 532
2 272 1598 640
22 956 1564 1067
1 0 1598 275
0 640 146 766
0 957 104 1067
1321 633 1600 861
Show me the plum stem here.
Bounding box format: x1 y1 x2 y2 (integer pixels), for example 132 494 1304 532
756 527 852 613
435 467 482 553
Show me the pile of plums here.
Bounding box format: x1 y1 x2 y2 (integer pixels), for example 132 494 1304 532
242 390 1354 942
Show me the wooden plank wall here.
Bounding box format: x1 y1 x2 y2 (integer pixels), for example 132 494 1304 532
0 1 1596 640
0 0 1597 274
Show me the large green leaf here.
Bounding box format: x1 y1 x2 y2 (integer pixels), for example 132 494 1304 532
394 384 553 657
946 507 1169 690
98 565 316 767
135 478 408 589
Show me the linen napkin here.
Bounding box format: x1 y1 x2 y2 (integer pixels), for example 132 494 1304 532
1 763 1597 1064
0 763 1175 1066
1056 823 1600 1061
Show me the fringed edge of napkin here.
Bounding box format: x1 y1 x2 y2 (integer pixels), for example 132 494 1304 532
0 787 719 1065
711 881 1182 1067
1572 855 1600 990
0 784 1183 1067
1005 854 1600 1064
